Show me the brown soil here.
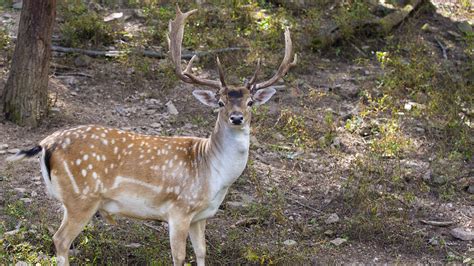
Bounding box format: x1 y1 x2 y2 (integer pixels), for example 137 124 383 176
1 1 473 264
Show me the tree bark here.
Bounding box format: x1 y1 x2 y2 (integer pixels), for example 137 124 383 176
2 0 56 127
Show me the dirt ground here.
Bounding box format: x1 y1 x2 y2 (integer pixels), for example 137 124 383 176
1 1 473 264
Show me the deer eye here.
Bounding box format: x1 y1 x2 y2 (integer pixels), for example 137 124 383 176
218 100 225 107
247 100 254 107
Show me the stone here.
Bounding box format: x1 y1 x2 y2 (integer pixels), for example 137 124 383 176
150 123 161 128
457 21 473 35
20 198 32 203
450 227 474 241
272 133 285 141
250 135 261 148
422 170 432 181
432 175 448 185
4 229 20 236
324 230 334 237
124 243 142 248
31 191 38 197
283 239 297 246
166 101 179 115
103 12 123 22
74 55 92 67
0 150 6 155
226 201 247 209
134 9 146 19
14 187 27 194
467 185 474 194
325 213 340 224
0 143 8 150
15 261 28 266
330 238 347 246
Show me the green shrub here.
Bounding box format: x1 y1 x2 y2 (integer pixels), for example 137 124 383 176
59 1 115 47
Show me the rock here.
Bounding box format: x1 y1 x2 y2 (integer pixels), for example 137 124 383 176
0 143 8 150
324 230 334 237
468 185 474 194
457 21 473 35
20 198 32 203
422 170 432 181
283 239 297 246
428 237 439 246
226 201 247 209
330 238 347 246
68 248 81 256
124 243 142 248
432 174 447 185
103 12 123 22
31 191 38 197
150 123 161 128
134 9 146 19
50 107 61 115
450 227 474 241
15 261 28 266
8 148 20 154
325 213 340 224
272 132 285 141
166 101 179 115
14 187 27 194
331 137 341 148
4 229 20 236
0 150 6 155
250 135 261 148
74 55 92 67
145 109 156 115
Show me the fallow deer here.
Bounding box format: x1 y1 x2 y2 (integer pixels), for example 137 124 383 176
7 5 296 266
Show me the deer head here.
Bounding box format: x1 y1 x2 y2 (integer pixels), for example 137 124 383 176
168 5 297 128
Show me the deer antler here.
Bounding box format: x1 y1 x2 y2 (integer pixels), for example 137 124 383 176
167 5 223 90
252 28 297 92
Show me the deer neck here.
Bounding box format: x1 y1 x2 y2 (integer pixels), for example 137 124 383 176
204 114 250 191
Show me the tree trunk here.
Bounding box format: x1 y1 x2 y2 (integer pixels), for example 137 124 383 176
2 0 56 127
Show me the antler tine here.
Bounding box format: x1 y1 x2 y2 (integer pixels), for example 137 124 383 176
168 4 221 89
247 58 261 91
216 56 226 88
254 27 297 90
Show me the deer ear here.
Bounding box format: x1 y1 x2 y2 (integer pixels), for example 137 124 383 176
253 88 276 106
192 90 219 107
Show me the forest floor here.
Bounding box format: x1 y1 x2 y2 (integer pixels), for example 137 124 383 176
0 1 473 264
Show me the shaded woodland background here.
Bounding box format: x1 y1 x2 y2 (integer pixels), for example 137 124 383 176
0 0 473 264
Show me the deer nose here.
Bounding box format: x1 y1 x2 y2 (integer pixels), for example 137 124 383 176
230 112 244 125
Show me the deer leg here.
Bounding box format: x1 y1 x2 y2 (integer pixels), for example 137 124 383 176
169 216 192 266
53 201 99 266
189 219 207 266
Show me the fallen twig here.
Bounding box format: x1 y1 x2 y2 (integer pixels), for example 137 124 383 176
51 45 248 59
233 217 260 227
54 72 94 78
287 197 322 213
434 37 448 59
420 219 456 227
143 222 163 232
